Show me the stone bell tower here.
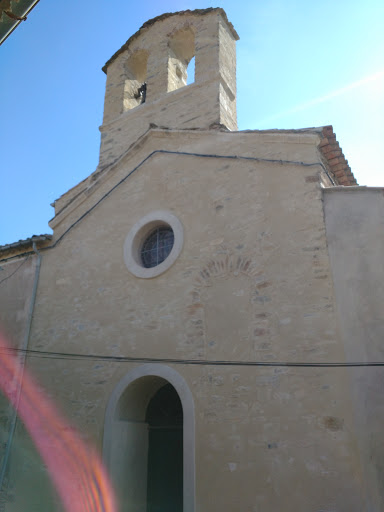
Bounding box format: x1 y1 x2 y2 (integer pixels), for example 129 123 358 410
98 8 239 169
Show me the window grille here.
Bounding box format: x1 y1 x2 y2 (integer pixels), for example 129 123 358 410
141 227 174 268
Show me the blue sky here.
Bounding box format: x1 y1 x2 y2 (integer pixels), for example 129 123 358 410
1 0 383 245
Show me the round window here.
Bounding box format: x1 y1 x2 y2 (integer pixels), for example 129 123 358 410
124 211 184 278
141 226 175 268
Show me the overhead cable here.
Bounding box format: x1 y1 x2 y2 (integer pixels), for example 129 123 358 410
1 346 384 368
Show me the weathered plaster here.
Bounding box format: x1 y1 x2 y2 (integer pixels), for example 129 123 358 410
324 186 384 509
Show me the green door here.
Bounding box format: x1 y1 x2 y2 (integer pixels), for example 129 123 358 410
146 384 183 512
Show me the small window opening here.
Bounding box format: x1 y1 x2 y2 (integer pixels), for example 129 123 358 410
186 56 195 85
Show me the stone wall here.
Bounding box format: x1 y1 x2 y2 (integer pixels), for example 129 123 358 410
324 186 384 510
0 254 47 510
16 128 366 511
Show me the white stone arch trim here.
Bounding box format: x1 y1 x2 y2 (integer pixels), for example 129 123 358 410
103 364 195 512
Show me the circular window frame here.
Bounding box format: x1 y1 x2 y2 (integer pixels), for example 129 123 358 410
124 211 184 278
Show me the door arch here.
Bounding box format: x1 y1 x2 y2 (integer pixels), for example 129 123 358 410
103 365 195 512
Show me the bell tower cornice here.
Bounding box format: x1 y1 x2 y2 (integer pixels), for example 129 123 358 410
102 8 239 74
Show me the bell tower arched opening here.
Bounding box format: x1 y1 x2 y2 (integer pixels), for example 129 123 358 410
123 50 148 111
168 27 195 92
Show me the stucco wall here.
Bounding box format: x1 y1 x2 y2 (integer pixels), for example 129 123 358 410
0 254 55 509
0 255 37 442
13 129 366 511
0 255 37 346
324 186 384 511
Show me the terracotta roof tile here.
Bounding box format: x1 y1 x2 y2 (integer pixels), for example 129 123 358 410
319 126 357 186
0 234 52 259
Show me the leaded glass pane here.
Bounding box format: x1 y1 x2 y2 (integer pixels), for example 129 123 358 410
141 227 174 268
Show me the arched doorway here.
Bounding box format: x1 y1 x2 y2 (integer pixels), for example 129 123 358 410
103 365 195 512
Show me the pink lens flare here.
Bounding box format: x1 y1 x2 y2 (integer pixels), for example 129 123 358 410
0 333 117 512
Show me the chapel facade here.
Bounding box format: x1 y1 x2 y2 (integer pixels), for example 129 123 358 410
1 8 384 512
